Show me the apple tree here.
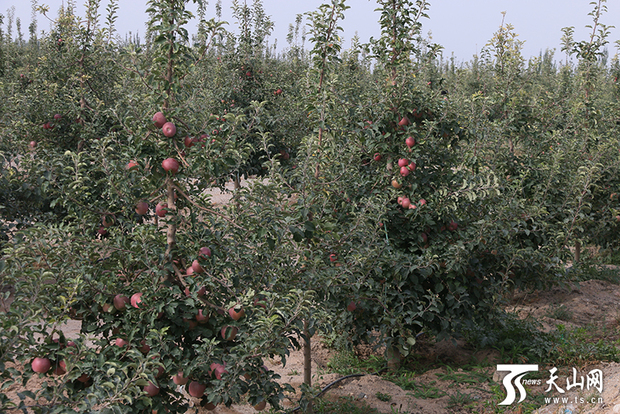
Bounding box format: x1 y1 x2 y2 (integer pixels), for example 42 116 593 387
292 0 564 371
0 0 312 412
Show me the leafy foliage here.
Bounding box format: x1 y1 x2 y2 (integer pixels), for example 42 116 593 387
0 0 619 411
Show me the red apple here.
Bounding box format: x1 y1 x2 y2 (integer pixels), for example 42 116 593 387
419 199 427 206
29 141 37 149
209 362 228 380
392 180 402 189
98 226 108 236
139 340 150 354
155 203 168 217
191 259 204 274
196 309 209 324
186 266 194 276
31 357 51 373
397 196 404 205
329 253 337 262
54 114 62 121
102 215 114 227
409 162 416 171
398 158 409 168
400 166 410 177
135 201 148 215
125 160 138 170
172 371 189 385
373 153 382 161
188 381 206 398
184 318 198 330
162 158 179 174
144 382 160 397
405 136 415 148
253 296 267 309
448 221 458 231
115 338 128 347
346 301 356 312
274 149 288 160
398 116 410 126
221 326 238 341
131 292 143 309
199 247 212 258
53 360 67 375
77 373 90 383
275 88 282 95
228 307 245 321
154 365 165 378
152 112 167 128
162 121 176 137
113 294 130 311
205 402 217 410
253 401 267 411
401 198 411 209
421 233 428 243
184 136 196 148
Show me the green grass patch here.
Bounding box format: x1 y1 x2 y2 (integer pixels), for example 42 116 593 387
545 303 573 321
435 366 492 386
567 263 620 284
326 350 384 376
375 391 391 402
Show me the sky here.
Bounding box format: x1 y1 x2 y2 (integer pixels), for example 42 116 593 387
4 0 620 63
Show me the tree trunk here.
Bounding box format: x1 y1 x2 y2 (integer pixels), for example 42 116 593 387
303 319 313 413
165 178 177 258
574 240 581 264
386 344 402 372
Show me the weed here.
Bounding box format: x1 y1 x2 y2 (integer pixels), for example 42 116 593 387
375 391 391 402
545 303 573 321
435 366 491 386
447 390 477 409
406 380 447 399
463 311 557 363
326 350 384 376
568 263 620 284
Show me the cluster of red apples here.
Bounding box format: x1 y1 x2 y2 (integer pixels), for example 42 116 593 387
29 245 268 410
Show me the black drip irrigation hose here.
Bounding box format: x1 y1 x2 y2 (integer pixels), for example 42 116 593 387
286 367 388 413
